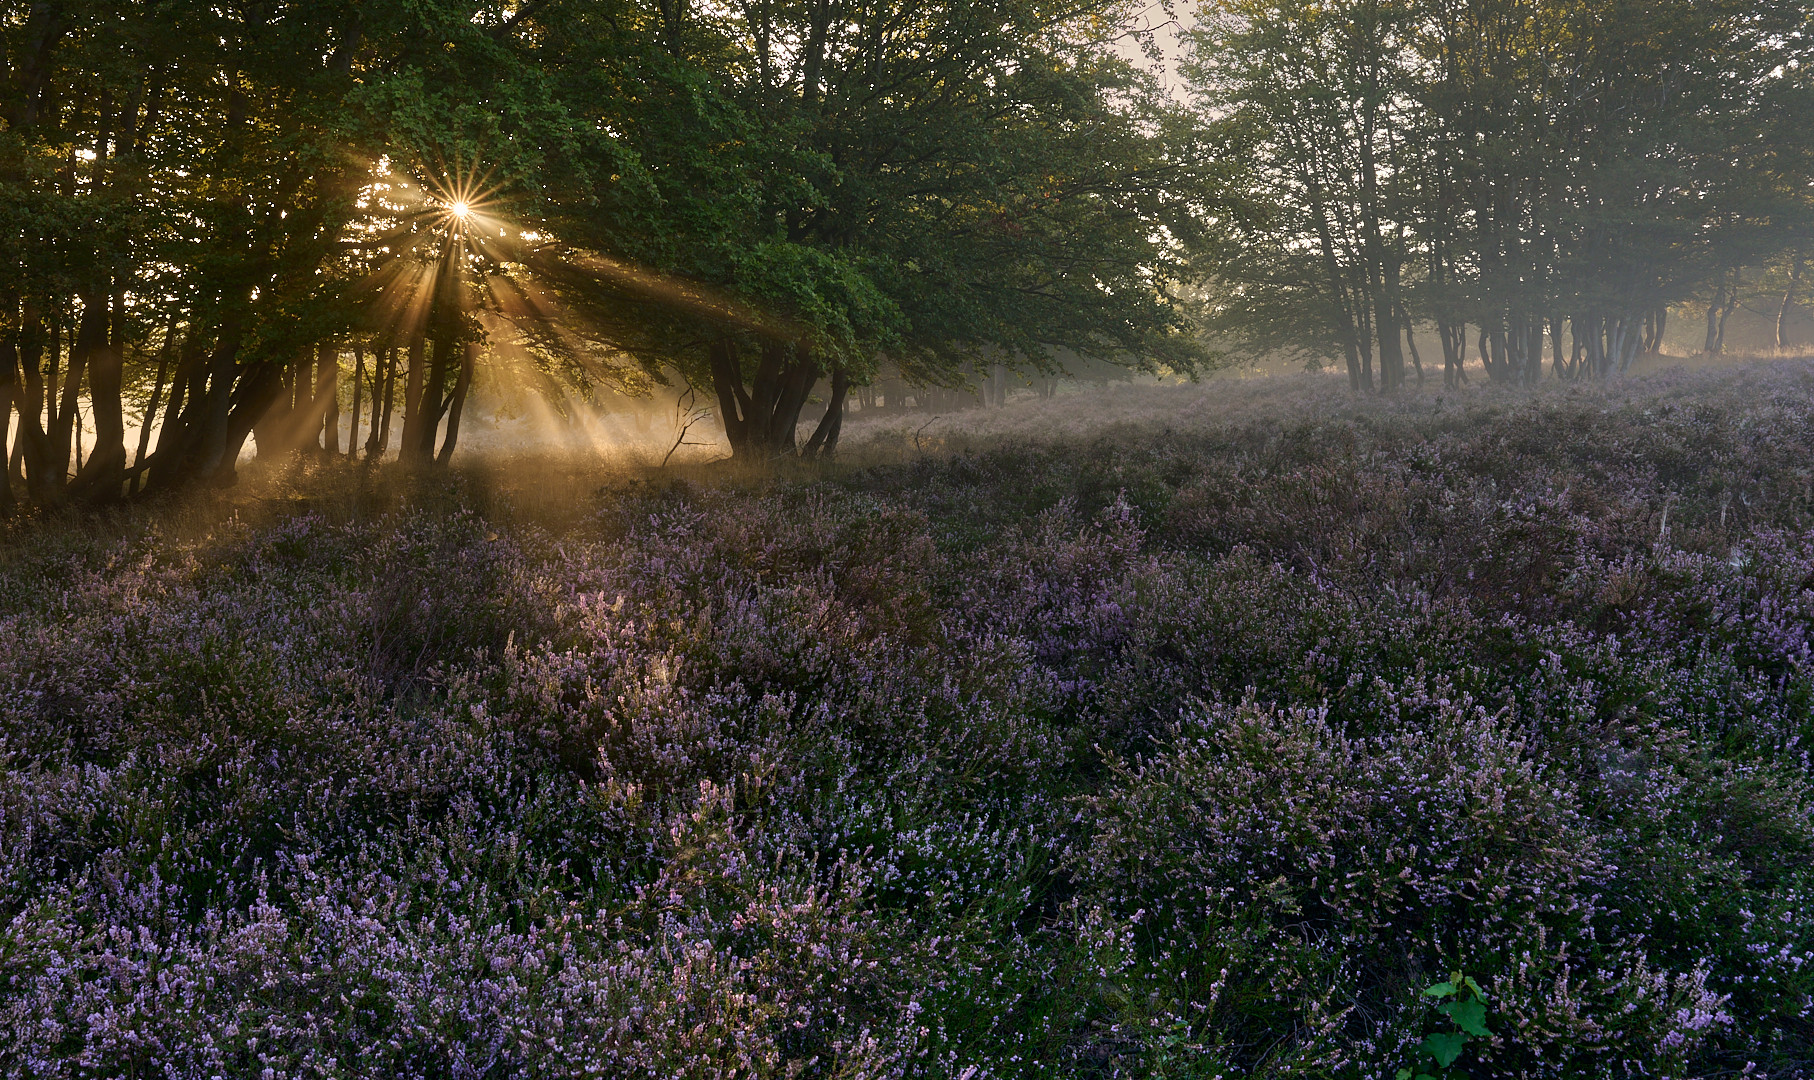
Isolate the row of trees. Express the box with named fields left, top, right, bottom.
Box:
left=0, top=1, right=513, bottom=509
left=1185, top=0, right=1814, bottom=390
left=3, top=0, right=1811, bottom=508
left=0, top=0, right=1199, bottom=508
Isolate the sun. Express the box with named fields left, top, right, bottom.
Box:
left=450, top=201, right=471, bottom=219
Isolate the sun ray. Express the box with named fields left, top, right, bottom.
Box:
left=345, top=151, right=812, bottom=439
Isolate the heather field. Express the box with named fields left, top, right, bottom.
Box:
left=6, top=364, right=1814, bottom=1079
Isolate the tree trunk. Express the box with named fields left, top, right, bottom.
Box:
left=129, top=322, right=176, bottom=494
left=349, top=345, right=364, bottom=459
left=1372, top=260, right=1406, bottom=393
left=399, top=325, right=428, bottom=461
left=1608, top=313, right=1642, bottom=374
left=267, top=346, right=338, bottom=458
left=140, top=319, right=242, bottom=490
left=802, top=365, right=848, bottom=459
left=1436, top=320, right=1462, bottom=387
left=1715, top=288, right=1737, bottom=355
left=143, top=330, right=204, bottom=490
left=1373, top=292, right=1403, bottom=393
left=709, top=338, right=750, bottom=450
left=711, top=337, right=818, bottom=459
left=1549, top=314, right=1567, bottom=379
left=1397, top=304, right=1423, bottom=387
left=1707, top=273, right=1739, bottom=356
left=13, top=305, right=52, bottom=502
left=771, top=345, right=815, bottom=451
left=370, top=346, right=396, bottom=459
left=1642, top=307, right=1667, bottom=354
left=1308, top=194, right=1363, bottom=392
left=195, top=322, right=244, bottom=481
left=253, top=358, right=293, bottom=458
left=1585, top=312, right=1611, bottom=377
left=70, top=289, right=125, bottom=501
left=416, top=331, right=455, bottom=461
left=320, top=345, right=340, bottom=454
left=436, top=340, right=476, bottom=464
left=1779, top=255, right=1803, bottom=351
left=1484, top=322, right=1513, bottom=382
left=217, top=359, right=284, bottom=481
left=0, top=327, right=16, bottom=516
left=49, top=308, right=93, bottom=483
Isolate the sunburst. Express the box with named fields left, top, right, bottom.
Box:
left=350, top=148, right=806, bottom=422
left=420, top=153, right=508, bottom=236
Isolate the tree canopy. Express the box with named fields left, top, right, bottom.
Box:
left=0, top=0, right=1200, bottom=501
left=1, top=0, right=1810, bottom=505
left=1183, top=0, right=1814, bottom=389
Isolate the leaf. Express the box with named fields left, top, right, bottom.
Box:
left=1420, top=1032, right=1469, bottom=1068
left=1422, top=980, right=1457, bottom=998
left=1462, top=975, right=1487, bottom=999
left=1443, top=997, right=1491, bottom=1037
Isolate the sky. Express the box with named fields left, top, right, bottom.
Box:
left=1108, top=0, right=1197, bottom=100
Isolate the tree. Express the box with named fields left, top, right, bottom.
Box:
left=1183, top=0, right=1422, bottom=391
left=1183, top=0, right=1814, bottom=387
left=525, top=0, right=1204, bottom=460
left=2, top=0, right=1200, bottom=500
left=0, top=1, right=602, bottom=503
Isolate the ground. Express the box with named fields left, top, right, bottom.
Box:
left=3, top=362, right=1813, bottom=1078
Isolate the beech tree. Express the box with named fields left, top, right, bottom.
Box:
left=527, top=0, right=1203, bottom=459
left=0, top=1, right=624, bottom=502
left=0, top=0, right=1199, bottom=501
left=1183, top=0, right=1421, bottom=391
left=1185, top=0, right=1814, bottom=387
left=3, top=1, right=379, bottom=499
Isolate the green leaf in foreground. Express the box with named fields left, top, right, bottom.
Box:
left=1441, top=997, right=1491, bottom=1038
left=1420, top=1031, right=1469, bottom=1068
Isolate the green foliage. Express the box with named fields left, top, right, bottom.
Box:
left=1400, top=971, right=1492, bottom=1077
left=534, top=0, right=1206, bottom=389
left=2, top=0, right=1207, bottom=498
left=1184, top=0, right=1814, bottom=380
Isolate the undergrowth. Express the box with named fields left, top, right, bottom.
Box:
left=3, top=364, right=1813, bottom=1078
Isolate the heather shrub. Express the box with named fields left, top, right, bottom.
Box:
left=4, top=365, right=1814, bottom=1077
left=1074, top=681, right=1741, bottom=1074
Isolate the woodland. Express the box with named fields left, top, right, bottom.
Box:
left=4, top=2, right=1814, bottom=1078
left=1, top=0, right=1811, bottom=500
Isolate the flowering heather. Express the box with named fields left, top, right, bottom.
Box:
left=4, top=363, right=1814, bottom=1078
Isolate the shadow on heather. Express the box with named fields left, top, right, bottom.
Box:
left=2, top=363, right=1812, bottom=1077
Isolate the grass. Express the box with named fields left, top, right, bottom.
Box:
left=3, top=361, right=1814, bottom=1078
